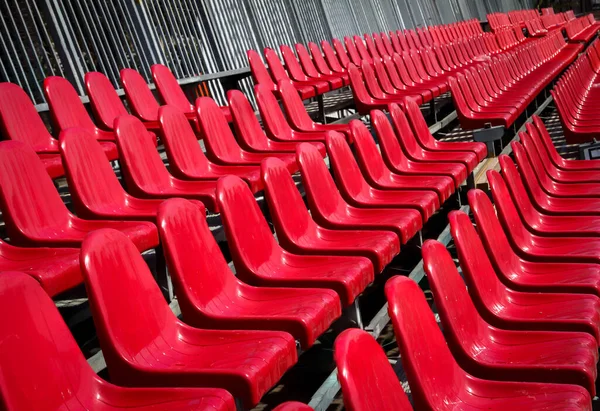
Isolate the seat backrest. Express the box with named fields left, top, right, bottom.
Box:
left=0, top=141, right=70, bottom=240
left=295, top=43, right=321, bottom=77
left=344, top=36, right=363, bottom=66
left=158, top=198, right=236, bottom=316
left=325, top=131, right=369, bottom=198
left=43, top=76, right=97, bottom=133
left=334, top=328, right=413, bottom=411
left=519, top=131, right=554, bottom=181
left=228, top=90, right=270, bottom=150
left=0, top=82, right=59, bottom=153
left=371, top=108, right=410, bottom=170
left=309, top=42, right=335, bottom=74
left=422, top=236, right=489, bottom=353
left=389, top=103, right=421, bottom=154
left=347, top=64, right=376, bottom=109
left=466, top=186, right=523, bottom=276
left=264, top=48, right=292, bottom=83
left=217, top=175, right=281, bottom=274
left=330, top=38, right=352, bottom=69
left=0, top=273, right=99, bottom=410
left=59, top=128, right=128, bottom=216
left=350, top=119, right=388, bottom=182
left=385, top=275, right=465, bottom=410
left=85, top=72, right=129, bottom=130
left=531, top=115, right=563, bottom=164
left=254, top=84, right=295, bottom=140
left=247, top=49, right=276, bottom=89
left=158, top=106, right=211, bottom=178
left=113, top=115, right=172, bottom=192
left=120, top=68, right=161, bottom=121
left=297, top=141, right=345, bottom=219
left=261, top=157, right=316, bottom=245
left=360, top=61, right=386, bottom=99
left=81, top=229, right=177, bottom=370
left=511, top=139, right=550, bottom=201
left=151, top=64, right=193, bottom=113
left=278, top=80, right=315, bottom=128
left=485, top=168, right=531, bottom=246
left=196, top=97, right=244, bottom=161
left=280, top=44, right=309, bottom=80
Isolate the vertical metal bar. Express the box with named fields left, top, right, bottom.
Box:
left=16, top=0, right=50, bottom=79
left=40, top=0, right=86, bottom=95
left=30, top=0, right=62, bottom=76
left=0, top=4, right=36, bottom=95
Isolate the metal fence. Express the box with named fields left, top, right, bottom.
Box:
left=1, top=0, right=530, bottom=106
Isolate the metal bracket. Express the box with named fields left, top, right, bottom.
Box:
left=473, top=123, right=505, bottom=157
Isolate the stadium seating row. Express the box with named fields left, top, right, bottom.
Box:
left=0, top=5, right=596, bottom=410
left=449, top=31, right=582, bottom=130
left=564, top=14, right=600, bottom=43
left=334, top=115, right=600, bottom=410
left=553, top=40, right=600, bottom=143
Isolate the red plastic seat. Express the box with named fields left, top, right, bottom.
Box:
left=426, top=238, right=597, bottom=394
left=158, top=106, right=262, bottom=192
left=404, top=98, right=487, bottom=162
left=0, top=241, right=80, bottom=297
left=511, top=140, right=600, bottom=214
left=346, top=63, right=410, bottom=115
left=468, top=189, right=600, bottom=343
left=43, top=76, right=117, bottom=143
left=532, top=115, right=600, bottom=171
left=196, top=97, right=299, bottom=173
left=255, top=84, right=330, bottom=144
left=491, top=162, right=600, bottom=237
left=217, top=175, right=373, bottom=307
left=81, top=229, right=297, bottom=408
left=277, top=80, right=352, bottom=140
left=273, top=402, right=314, bottom=411
left=248, top=49, right=277, bottom=92
left=157, top=198, right=341, bottom=349
left=351, top=118, right=454, bottom=204
left=333, top=329, right=413, bottom=411
left=227, top=89, right=326, bottom=156
left=483, top=180, right=600, bottom=265
left=517, top=132, right=600, bottom=195
left=297, top=43, right=348, bottom=85
left=322, top=39, right=351, bottom=71
left=371, top=109, right=468, bottom=188
left=59, top=127, right=176, bottom=221
left=386, top=275, right=592, bottom=410
left=326, top=131, right=438, bottom=225
left=264, top=48, right=322, bottom=98
left=297, top=142, right=421, bottom=243
left=262, top=157, right=399, bottom=273
left=281, top=44, right=341, bottom=90
left=0, top=141, right=158, bottom=251
left=113, top=115, right=219, bottom=211
left=520, top=130, right=600, bottom=184
left=389, top=104, right=476, bottom=173
left=120, top=68, right=167, bottom=126
left=0, top=273, right=236, bottom=411
left=454, top=204, right=600, bottom=299
left=0, top=82, right=116, bottom=178
left=151, top=63, right=232, bottom=122
left=85, top=72, right=159, bottom=131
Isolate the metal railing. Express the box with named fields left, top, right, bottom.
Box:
left=0, top=0, right=523, bottom=107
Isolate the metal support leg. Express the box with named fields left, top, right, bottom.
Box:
left=154, top=245, right=174, bottom=302
left=349, top=298, right=364, bottom=329
left=467, top=172, right=475, bottom=190
left=430, top=99, right=437, bottom=122
left=317, top=95, right=326, bottom=123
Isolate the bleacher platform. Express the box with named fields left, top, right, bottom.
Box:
left=1, top=2, right=600, bottom=411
